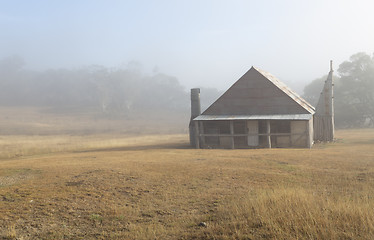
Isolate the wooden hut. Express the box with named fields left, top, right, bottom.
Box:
left=189, top=66, right=316, bottom=149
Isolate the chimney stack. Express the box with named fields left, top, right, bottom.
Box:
left=190, top=88, right=201, bottom=120
left=189, top=88, right=201, bottom=147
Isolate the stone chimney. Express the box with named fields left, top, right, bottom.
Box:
left=189, top=88, right=201, bottom=147
left=190, top=88, right=201, bottom=120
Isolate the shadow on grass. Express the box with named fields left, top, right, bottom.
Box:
left=76, top=142, right=192, bottom=153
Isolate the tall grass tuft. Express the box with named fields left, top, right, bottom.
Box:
left=209, top=187, right=374, bottom=239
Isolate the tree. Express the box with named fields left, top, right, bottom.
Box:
left=0, top=55, right=25, bottom=73
left=303, top=52, right=374, bottom=128
left=199, top=87, right=223, bottom=112
left=0, top=55, right=28, bottom=105
left=303, top=75, right=329, bottom=107
left=337, top=52, right=374, bottom=127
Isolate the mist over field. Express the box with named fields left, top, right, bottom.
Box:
left=1, top=1, right=374, bottom=133
left=0, top=51, right=373, bottom=135
left=0, top=55, right=226, bottom=135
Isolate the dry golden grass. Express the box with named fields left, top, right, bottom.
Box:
left=0, top=129, right=374, bottom=239
left=0, top=134, right=187, bottom=159
left=0, top=106, right=188, bottom=135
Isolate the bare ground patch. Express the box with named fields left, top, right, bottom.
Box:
left=0, top=168, right=40, bottom=187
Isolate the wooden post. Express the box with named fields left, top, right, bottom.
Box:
left=230, top=121, right=235, bottom=149
left=194, top=121, right=200, bottom=149
left=306, top=119, right=312, bottom=148
left=266, top=120, right=271, bottom=148
left=199, top=121, right=205, bottom=148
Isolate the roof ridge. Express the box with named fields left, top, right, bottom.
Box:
left=252, top=67, right=315, bottom=114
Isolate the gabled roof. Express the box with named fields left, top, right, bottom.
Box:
left=254, top=67, right=315, bottom=114
left=201, top=67, right=315, bottom=116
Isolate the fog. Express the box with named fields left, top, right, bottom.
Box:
left=1, top=1, right=374, bottom=133
left=2, top=1, right=374, bottom=93
left=0, top=55, right=224, bottom=135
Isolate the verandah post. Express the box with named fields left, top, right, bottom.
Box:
left=194, top=121, right=200, bottom=149
left=230, top=121, right=235, bottom=149
left=266, top=120, right=271, bottom=148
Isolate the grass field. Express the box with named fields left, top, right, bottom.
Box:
left=1, top=129, right=374, bottom=239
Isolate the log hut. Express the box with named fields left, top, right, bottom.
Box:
left=189, top=64, right=334, bottom=149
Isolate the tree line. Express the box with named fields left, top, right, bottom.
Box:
left=0, top=55, right=221, bottom=118
left=303, top=52, right=374, bottom=128
left=1, top=52, right=372, bottom=128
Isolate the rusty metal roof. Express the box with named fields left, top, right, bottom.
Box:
left=253, top=67, right=315, bottom=114
left=194, top=114, right=313, bottom=121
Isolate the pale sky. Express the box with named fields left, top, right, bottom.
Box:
left=1, top=0, right=374, bottom=93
